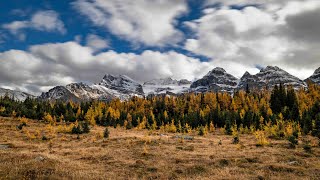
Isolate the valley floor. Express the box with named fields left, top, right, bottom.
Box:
left=0, top=117, right=320, bottom=180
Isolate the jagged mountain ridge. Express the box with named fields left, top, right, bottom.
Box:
left=39, top=83, right=112, bottom=102
left=0, top=88, right=35, bottom=101
left=91, top=74, right=144, bottom=101
left=39, top=75, right=144, bottom=101
left=190, top=67, right=239, bottom=93
left=237, top=66, right=307, bottom=90
left=5, top=65, right=320, bottom=102
left=306, top=67, right=320, bottom=84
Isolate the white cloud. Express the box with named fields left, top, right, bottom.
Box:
left=2, top=21, right=28, bottom=34
left=72, top=0, right=187, bottom=46
left=0, top=41, right=214, bottom=95
left=30, top=11, right=66, bottom=33
left=184, top=0, right=320, bottom=79
left=2, top=10, right=66, bottom=40
left=1, top=0, right=320, bottom=94
left=85, top=34, right=109, bottom=51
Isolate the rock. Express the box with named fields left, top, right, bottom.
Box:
left=288, top=161, right=299, bottom=166
left=0, top=144, right=10, bottom=149
left=35, top=156, right=45, bottom=162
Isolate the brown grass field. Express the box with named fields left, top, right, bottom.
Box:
left=0, top=117, right=320, bottom=180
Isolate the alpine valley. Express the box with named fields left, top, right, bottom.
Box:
left=1, top=66, right=319, bottom=102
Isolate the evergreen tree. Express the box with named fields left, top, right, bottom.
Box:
left=104, top=127, right=110, bottom=138
left=312, top=113, right=320, bottom=138
left=303, top=112, right=312, bottom=135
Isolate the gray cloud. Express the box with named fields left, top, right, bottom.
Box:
left=183, top=0, right=320, bottom=79
left=284, top=8, right=320, bottom=43
left=85, top=34, right=109, bottom=51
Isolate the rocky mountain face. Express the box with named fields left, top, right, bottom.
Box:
left=306, top=67, right=320, bottom=84
left=9, top=65, right=319, bottom=102
left=238, top=66, right=306, bottom=90
left=237, top=71, right=259, bottom=90
left=91, top=74, right=144, bottom=100
left=190, top=67, right=239, bottom=93
left=40, top=74, right=144, bottom=102
left=39, top=86, right=81, bottom=102
left=143, top=77, right=191, bottom=95
left=0, top=88, right=35, bottom=101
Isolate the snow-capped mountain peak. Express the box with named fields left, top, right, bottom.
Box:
left=238, top=66, right=306, bottom=90
left=143, top=77, right=191, bottom=95
left=191, top=67, right=238, bottom=93
left=306, top=67, right=320, bottom=84
left=0, top=88, right=35, bottom=101
left=205, top=67, right=227, bottom=76
left=99, top=74, right=144, bottom=95
left=37, top=66, right=317, bottom=102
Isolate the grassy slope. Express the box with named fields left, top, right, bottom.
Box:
left=0, top=117, right=320, bottom=180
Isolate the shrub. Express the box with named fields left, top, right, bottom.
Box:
left=17, top=117, right=28, bottom=130
left=198, top=126, right=207, bottom=136
left=209, top=121, right=215, bottom=133
left=72, top=124, right=82, bottom=134
left=71, top=121, right=90, bottom=134
left=288, top=135, right=298, bottom=148
left=16, top=124, right=25, bottom=130
left=104, top=127, right=110, bottom=138
left=25, top=130, right=36, bottom=140
left=166, top=120, right=177, bottom=133
left=232, top=136, right=239, bottom=144
left=42, top=135, right=49, bottom=141
left=255, top=130, right=269, bottom=147
left=19, top=117, right=28, bottom=126
left=303, top=141, right=312, bottom=153
left=56, top=124, right=74, bottom=133
left=184, top=123, right=192, bottom=134
left=126, top=120, right=133, bottom=130
left=303, top=144, right=312, bottom=153
left=82, top=121, right=90, bottom=133
left=231, top=124, right=239, bottom=144
left=43, top=113, right=55, bottom=125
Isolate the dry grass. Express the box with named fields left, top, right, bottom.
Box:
left=0, top=116, right=320, bottom=180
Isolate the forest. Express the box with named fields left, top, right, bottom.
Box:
left=1, top=83, right=320, bottom=144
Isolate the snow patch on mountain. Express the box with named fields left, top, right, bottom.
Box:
left=238, top=66, right=306, bottom=90
left=0, top=88, right=35, bottom=101
left=306, top=67, right=320, bottom=84
left=143, top=77, right=191, bottom=95
left=190, top=67, right=239, bottom=93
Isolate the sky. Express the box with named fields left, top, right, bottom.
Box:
left=0, top=0, right=320, bottom=95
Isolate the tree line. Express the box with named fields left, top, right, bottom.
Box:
left=0, top=83, right=320, bottom=139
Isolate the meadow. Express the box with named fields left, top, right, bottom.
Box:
left=0, top=116, right=319, bottom=180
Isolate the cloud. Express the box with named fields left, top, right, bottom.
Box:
left=1, top=0, right=320, bottom=95
left=2, top=21, right=28, bottom=34
left=72, top=0, right=187, bottom=46
left=2, top=10, right=66, bottom=40
left=85, top=34, right=109, bottom=51
left=30, top=11, right=66, bottom=33
left=0, top=41, right=214, bottom=95
left=183, top=0, right=320, bottom=79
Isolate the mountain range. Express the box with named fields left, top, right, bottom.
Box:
left=1, top=66, right=320, bottom=101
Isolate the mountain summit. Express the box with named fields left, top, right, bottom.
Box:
left=238, top=66, right=306, bottom=90
left=306, top=67, right=320, bottom=84
left=14, top=66, right=320, bottom=102
left=190, top=67, right=239, bottom=93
